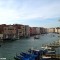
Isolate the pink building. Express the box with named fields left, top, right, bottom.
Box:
left=30, top=27, right=40, bottom=35
left=0, top=24, right=6, bottom=41
left=3, top=25, right=16, bottom=40
left=13, top=24, right=25, bottom=38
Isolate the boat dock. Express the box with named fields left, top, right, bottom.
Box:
left=43, top=40, right=60, bottom=48
left=48, top=45, right=60, bottom=48
left=45, top=54, right=60, bottom=59
left=41, top=40, right=60, bottom=60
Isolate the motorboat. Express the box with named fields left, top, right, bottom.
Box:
left=0, top=45, right=1, bottom=47
left=41, top=46, right=52, bottom=50
left=34, top=36, right=39, bottom=39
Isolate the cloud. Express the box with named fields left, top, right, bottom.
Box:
left=0, top=0, right=60, bottom=22
left=16, top=2, right=60, bottom=20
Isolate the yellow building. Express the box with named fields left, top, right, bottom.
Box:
left=48, top=28, right=55, bottom=33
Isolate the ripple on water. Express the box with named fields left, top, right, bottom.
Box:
left=0, top=33, right=60, bottom=60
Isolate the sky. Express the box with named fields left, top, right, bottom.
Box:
left=0, top=0, right=60, bottom=28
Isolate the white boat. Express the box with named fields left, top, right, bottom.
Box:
left=47, top=51, right=55, bottom=53
left=41, top=46, right=52, bottom=50
left=30, top=47, right=40, bottom=51
left=34, top=35, right=39, bottom=39
left=42, top=56, right=51, bottom=58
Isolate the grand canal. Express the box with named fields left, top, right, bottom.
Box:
left=0, top=33, right=60, bottom=60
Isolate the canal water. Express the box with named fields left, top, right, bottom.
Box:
left=0, top=33, right=60, bottom=60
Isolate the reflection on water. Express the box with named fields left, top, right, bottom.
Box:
left=0, top=33, right=60, bottom=60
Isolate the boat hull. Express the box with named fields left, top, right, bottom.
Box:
left=14, top=56, right=21, bottom=60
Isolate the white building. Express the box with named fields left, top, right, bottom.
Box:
left=55, top=27, right=60, bottom=34
left=36, top=27, right=40, bottom=34
left=55, top=28, right=58, bottom=33
left=58, top=29, right=60, bottom=34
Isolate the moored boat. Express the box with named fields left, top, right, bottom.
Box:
left=14, top=48, right=60, bottom=60
left=34, top=36, right=40, bottom=39
left=3, top=38, right=17, bottom=41
left=14, top=52, right=37, bottom=60
left=0, top=45, right=1, bottom=47
left=41, top=45, right=52, bottom=50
